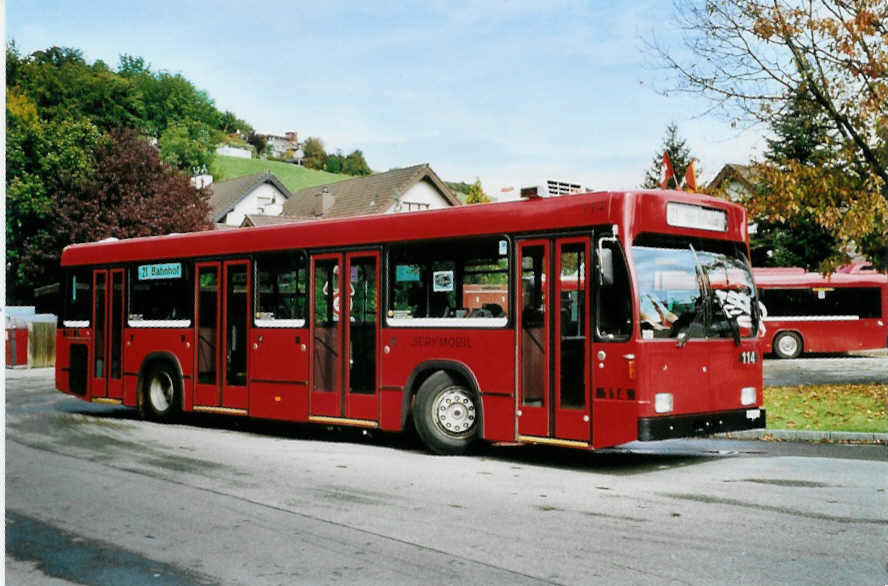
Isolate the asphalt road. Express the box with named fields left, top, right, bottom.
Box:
left=763, top=351, right=888, bottom=386
left=6, top=369, right=888, bottom=585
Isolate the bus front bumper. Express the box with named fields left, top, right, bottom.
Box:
left=637, top=408, right=766, bottom=441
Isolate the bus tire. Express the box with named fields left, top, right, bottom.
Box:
left=773, top=331, right=802, bottom=359
left=413, top=371, right=479, bottom=455
left=144, top=362, right=181, bottom=421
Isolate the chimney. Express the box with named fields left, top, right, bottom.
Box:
left=314, top=187, right=334, bottom=217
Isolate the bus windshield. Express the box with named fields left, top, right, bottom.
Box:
left=633, top=240, right=758, bottom=340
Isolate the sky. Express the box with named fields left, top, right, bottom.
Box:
left=8, top=1, right=767, bottom=199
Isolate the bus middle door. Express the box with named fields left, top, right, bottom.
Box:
left=517, top=237, right=591, bottom=444
left=194, top=260, right=250, bottom=412
left=309, top=252, right=380, bottom=426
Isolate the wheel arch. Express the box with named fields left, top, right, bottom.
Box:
left=137, top=351, right=186, bottom=413
left=400, top=360, right=484, bottom=436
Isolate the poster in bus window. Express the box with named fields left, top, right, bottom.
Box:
left=396, top=265, right=420, bottom=282
left=433, top=270, right=454, bottom=292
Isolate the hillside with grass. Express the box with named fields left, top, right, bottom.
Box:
left=212, top=155, right=349, bottom=193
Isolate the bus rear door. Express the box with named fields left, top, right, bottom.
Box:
left=90, top=268, right=125, bottom=402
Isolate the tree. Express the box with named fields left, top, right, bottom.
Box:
left=246, top=132, right=266, bottom=157
left=342, top=149, right=371, bottom=176
left=748, top=90, right=838, bottom=269
left=650, top=0, right=888, bottom=269
left=465, top=178, right=492, bottom=204
left=5, top=43, right=251, bottom=303
left=302, top=136, right=327, bottom=170
left=6, top=90, right=101, bottom=303
left=642, top=123, right=695, bottom=189
left=159, top=120, right=220, bottom=173
left=12, top=45, right=142, bottom=131
left=444, top=181, right=472, bottom=201
left=19, top=128, right=212, bottom=300
left=219, top=110, right=253, bottom=136
left=325, top=150, right=344, bottom=173
left=8, top=45, right=233, bottom=139
left=750, top=219, right=836, bottom=269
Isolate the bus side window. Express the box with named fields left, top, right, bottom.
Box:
left=255, top=251, right=306, bottom=326
left=130, top=262, right=194, bottom=325
left=596, top=237, right=632, bottom=340
left=387, top=237, right=509, bottom=326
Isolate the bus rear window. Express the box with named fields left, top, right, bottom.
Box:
left=388, top=237, right=510, bottom=327
left=130, top=262, right=193, bottom=326
left=64, top=269, right=92, bottom=326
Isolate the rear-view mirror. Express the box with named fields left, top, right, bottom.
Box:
left=598, top=246, right=614, bottom=287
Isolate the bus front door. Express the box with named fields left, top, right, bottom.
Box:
left=310, top=252, right=380, bottom=424
left=194, top=260, right=250, bottom=412
left=517, top=238, right=591, bottom=443
left=90, top=268, right=125, bottom=401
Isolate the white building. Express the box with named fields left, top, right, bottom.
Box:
left=207, top=171, right=295, bottom=228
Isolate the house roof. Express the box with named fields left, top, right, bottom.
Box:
left=281, top=163, right=460, bottom=219
left=706, top=163, right=760, bottom=192
left=240, top=214, right=307, bottom=228
left=207, top=171, right=294, bottom=223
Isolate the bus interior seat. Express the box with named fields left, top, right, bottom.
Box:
left=482, top=303, right=504, bottom=317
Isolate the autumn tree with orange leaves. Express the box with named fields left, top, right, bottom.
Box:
left=650, top=0, right=888, bottom=270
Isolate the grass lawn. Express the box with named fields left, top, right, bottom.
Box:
left=764, top=384, right=888, bottom=433
left=212, top=155, right=349, bottom=193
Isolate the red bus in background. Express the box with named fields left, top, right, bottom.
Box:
left=753, top=266, right=888, bottom=358
left=54, top=188, right=764, bottom=454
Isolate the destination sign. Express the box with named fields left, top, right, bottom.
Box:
left=138, top=263, right=182, bottom=280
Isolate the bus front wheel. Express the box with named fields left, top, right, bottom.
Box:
left=773, top=331, right=802, bottom=359
left=414, top=371, right=479, bottom=455
left=144, top=363, right=181, bottom=421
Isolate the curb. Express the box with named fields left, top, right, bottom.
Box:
left=716, top=429, right=888, bottom=444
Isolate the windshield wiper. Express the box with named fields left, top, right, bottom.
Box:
left=722, top=301, right=742, bottom=346
left=677, top=244, right=711, bottom=348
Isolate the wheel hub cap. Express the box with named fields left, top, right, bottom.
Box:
left=150, top=372, right=174, bottom=412
left=778, top=336, right=798, bottom=355
left=433, top=388, right=476, bottom=435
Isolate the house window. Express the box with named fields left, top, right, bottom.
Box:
left=404, top=201, right=430, bottom=212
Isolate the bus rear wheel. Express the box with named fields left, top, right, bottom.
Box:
left=414, top=371, right=479, bottom=455
left=144, top=363, right=181, bottom=421
left=773, top=331, right=802, bottom=359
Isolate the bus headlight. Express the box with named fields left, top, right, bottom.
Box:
left=741, top=386, right=757, bottom=406
left=654, top=393, right=674, bottom=413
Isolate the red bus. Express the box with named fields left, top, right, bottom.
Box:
left=753, top=266, right=888, bottom=358
left=54, top=189, right=765, bottom=454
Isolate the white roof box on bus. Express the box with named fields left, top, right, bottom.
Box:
left=520, top=180, right=585, bottom=199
